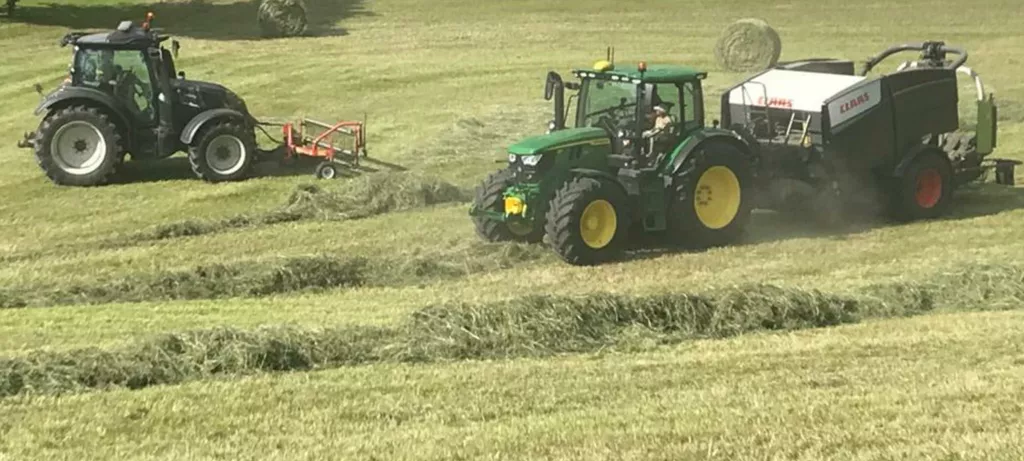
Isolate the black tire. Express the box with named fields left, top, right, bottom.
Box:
left=471, top=168, right=545, bottom=243
left=315, top=161, right=338, bottom=179
left=33, top=105, right=124, bottom=186
left=544, top=176, right=631, bottom=266
left=187, top=121, right=256, bottom=182
left=668, top=141, right=754, bottom=249
left=889, top=150, right=953, bottom=221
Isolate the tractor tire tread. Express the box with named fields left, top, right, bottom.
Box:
left=544, top=176, right=629, bottom=266
left=33, top=105, right=124, bottom=187
left=668, top=140, right=754, bottom=249
left=187, top=120, right=257, bottom=183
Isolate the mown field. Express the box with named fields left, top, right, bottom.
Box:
left=2, top=0, right=1024, bottom=459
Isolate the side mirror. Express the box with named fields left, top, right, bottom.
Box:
left=178, top=71, right=185, bottom=79
left=172, top=40, right=180, bottom=59
left=544, top=71, right=564, bottom=101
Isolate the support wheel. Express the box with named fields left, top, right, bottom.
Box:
left=471, top=168, right=545, bottom=243
left=544, top=176, right=631, bottom=266
left=890, top=150, right=953, bottom=221
left=188, top=121, right=256, bottom=182
left=668, top=141, right=753, bottom=248
left=315, top=161, right=339, bottom=179
left=33, top=105, right=123, bottom=186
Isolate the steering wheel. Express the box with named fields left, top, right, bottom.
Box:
left=117, top=69, right=147, bottom=98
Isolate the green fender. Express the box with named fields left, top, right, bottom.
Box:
left=569, top=168, right=630, bottom=194
left=665, top=129, right=754, bottom=176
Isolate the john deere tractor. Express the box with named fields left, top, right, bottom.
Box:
left=17, top=14, right=266, bottom=186
left=470, top=56, right=758, bottom=265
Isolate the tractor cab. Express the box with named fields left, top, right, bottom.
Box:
left=54, top=13, right=179, bottom=158
left=543, top=57, right=707, bottom=167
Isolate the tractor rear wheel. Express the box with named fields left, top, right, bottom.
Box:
left=471, top=168, right=545, bottom=243
left=890, top=150, right=953, bottom=221
left=188, top=121, right=257, bottom=182
left=33, top=105, right=124, bottom=186
left=668, top=141, right=754, bottom=248
left=544, top=176, right=631, bottom=265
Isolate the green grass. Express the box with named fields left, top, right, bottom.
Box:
left=2, top=0, right=1024, bottom=458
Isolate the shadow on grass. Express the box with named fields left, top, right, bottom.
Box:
left=5, top=0, right=374, bottom=40
left=108, top=152, right=407, bottom=185
left=622, top=181, right=1024, bottom=262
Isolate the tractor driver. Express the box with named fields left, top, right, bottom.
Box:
left=635, top=105, right=674, bottom=163
left=643, top=105, right=672, bottom=139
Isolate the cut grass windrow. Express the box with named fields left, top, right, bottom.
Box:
left=135, top=171, right=471, bottom=242
left=2, top=263, right=1022, bottom=399
left=0, top=242, right=551, bottom=309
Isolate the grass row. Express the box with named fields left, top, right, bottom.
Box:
left=3, top=262, right=1022, bottom=399
left=0, top=241, right=551, bottom=308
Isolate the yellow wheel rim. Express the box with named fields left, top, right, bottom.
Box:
left=694, top=166, right=741, bottom=230
left=579, top=199, right=617, bottom=249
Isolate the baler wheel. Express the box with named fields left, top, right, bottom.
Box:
left=891, top=151, right=953, bottom=221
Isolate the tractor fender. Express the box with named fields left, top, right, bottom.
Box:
left=180, top=108, right=247, bottom=145
left=568, top=168, right=632, bottom=199
left=569, top=168, right=627, bottom=189
left=667, top=129, right=753, bottom=176
left=892, top=143, right=951, bottom=178
left=33, top=86, right=133, bottom=138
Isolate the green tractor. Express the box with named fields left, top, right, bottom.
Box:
left=470, top=56, right=756, bottom=265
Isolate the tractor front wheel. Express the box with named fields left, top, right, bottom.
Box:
left=471, top=168, right=544, bottom=243
left=668, top=141, right=753, bottom=249
left=890, top=150, right=953, bottom=221
left=33, top=105, right=124, bottom=186
left=188, top=121, right=257, bottom=182
left=544, top=176, right=631, bottom=266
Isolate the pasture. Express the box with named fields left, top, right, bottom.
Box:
left=1, top=0, right=1023, bottom=458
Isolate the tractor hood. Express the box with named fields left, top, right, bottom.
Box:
left=173, top=78, right=251, bottom=116
left=508, top=127, right=609, bottom=155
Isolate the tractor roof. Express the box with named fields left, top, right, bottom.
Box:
left=572, top=62, right=707, bottom=83
left=62, top=20, right=167, bottom=49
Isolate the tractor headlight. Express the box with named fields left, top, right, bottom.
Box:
left=521, top=154, right=543, bottom=166
left=508, top=153, right=517, bottom=163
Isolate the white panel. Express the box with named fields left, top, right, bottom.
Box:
left=825, top=79, right=882, bottom=128
left=727, top=69, right=867, bottom=113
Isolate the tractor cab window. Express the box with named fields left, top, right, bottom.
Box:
left=74, top=48, right=156, bottom=124
left=577, top=79, right=638, bottom=130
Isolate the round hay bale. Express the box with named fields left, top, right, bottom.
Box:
left=257, top=0, right=308, bottom=37
left=714, top=18, right=782, bottom=72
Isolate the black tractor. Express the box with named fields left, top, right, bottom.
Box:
left=18, top=14, right=269, bottom=186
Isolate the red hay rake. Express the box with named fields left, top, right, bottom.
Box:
left=281, top=117, right=367, bottom=179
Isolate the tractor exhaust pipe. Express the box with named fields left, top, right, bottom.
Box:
left=544, top=71, right=566, bottom=132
